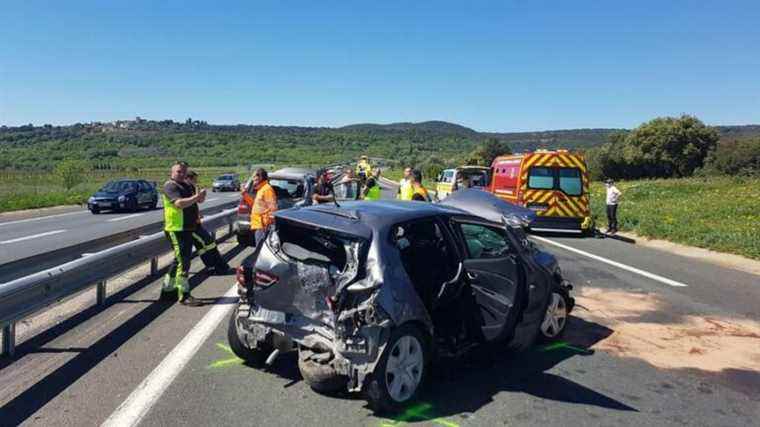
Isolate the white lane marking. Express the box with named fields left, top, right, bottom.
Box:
left=0, top=229, right=67, bottom=244
left=531, top=235, right=689, bottom=287
left=206, top=198, right=218, bottom=202
left=103, top=285, right=238, bottom=427
left=106, top=213, right=144, bottom=222
left=0, top=210, right=87, bottom=227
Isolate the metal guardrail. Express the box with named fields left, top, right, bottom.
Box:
left=0, top=208, right=237, bottom=356
left=0, top=199, right=237, bottom=284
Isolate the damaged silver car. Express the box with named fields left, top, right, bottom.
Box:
left=228, top=192, right=573, bottom=412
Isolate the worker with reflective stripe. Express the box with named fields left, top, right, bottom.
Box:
left=162, top=161, right=205, bottom=306
left=250, top=168, right=277, bottom=246
left=356, top=155, right=373, bottom=181
left=410, top=169, right=431, bottom=202
left=186, top=170, right=230, bottom=275
left=363, top=170, right=382, bottom=201
left=397, top=167, right=414, bottom=200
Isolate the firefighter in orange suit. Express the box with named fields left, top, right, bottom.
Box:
left=250, top=168, right=277, bottom=246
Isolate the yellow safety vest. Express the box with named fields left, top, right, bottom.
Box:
left=398, top=179, right=414, bottom=200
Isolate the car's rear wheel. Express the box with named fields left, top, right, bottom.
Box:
left=298, top=349, right=347, bottom=393
left=539, top=288, right=570, bottom=341
left=227, top=306, right=271, bottom=366
left=365, top=324, right=429, bottom=414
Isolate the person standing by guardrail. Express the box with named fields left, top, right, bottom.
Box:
left=186, top=170, right=231, bottom=275
left=397, top=167, right=414, bottom=200
left=162, top=161, right=205, bottom=306
left=250, top=168, right=277, bottom=246
left=605, top=178, right=622, bottom=235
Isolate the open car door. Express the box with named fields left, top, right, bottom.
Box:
left=450, top=217, right=523, bottom=342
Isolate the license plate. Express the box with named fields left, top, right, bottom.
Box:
left=528, top=204, right=547, bottom=211
left=99, top=202, right=112, bottom=207
left=250, top=306, right=286, bottom=324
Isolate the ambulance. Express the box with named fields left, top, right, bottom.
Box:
left=489, top=149, right=593, bottom=233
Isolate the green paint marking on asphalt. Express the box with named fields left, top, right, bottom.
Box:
left=541, top=340, right=592, bottom=354
left=379, top=402, right=460, bottom=427
left=207, top=342, right=243, bottom=369
left=216, top=342, right=235, bottom=355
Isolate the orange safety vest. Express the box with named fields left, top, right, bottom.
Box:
left=250, top=181, right=277, bottom=230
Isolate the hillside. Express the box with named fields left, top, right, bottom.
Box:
left=1, top=119, right=758, bottom=170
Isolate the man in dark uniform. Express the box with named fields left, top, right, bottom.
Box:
left=311, top=170, right=335, bottom=204
left=162, top=161, right=205, bottom=305
left=185, top=170, right=230, bottom=275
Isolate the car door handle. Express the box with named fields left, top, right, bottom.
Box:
left=466, top=272, right=479, bottom=281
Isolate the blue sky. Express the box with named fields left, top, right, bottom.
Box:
left=1, top=1, right=759, bottom=131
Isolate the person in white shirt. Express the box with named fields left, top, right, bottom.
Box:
left=605, top=178, right=622, bottom=234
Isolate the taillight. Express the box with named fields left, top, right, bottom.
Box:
left=254, top=269, right=278, bottom=287
left=237, top=201, right=250, bottom=215
left=235, top=265, right=250, bottom=287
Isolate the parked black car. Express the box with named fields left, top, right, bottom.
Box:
left=87, top=179, right=158, bottom=214
left=228, top=191, right=574, bottom=413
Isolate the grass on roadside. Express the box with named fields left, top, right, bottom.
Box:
left=0, top=167, right=249, bottom=213
left=589, top=176, right=760, bottom=260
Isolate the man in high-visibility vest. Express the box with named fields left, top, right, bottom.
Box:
left=397, top=167, right=414, bottom=200
left=185, top=170, right=230, bottom=275
left=250, top=168, right=277, bottom=246
left=410, top=169, right=431, bottom=202
left=356, top=155, right=373, bottom=181
left=162, top=161, right=205, bottom=305
left=363, top=170, right=382, bottom=201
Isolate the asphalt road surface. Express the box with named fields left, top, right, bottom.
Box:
left=0, top=192, right=240, bottom=267
left=0, top=184, right=758, bottom=426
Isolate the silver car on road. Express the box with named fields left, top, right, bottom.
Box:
left=228, top=191, right=574, bottom=413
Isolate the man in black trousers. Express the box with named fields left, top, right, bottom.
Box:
left=186, top=170, right=231, bottom=275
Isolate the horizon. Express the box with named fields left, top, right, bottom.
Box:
left=2, top=1, right=759, bottom=132
left=3, top=117, right=758, bottom=135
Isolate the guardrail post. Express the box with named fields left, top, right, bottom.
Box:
left=150, top=257, right=158, bottom=276
left=228, top=222, right=233, bottom=236
left=2, top=323, right=15, bottom=357
left=97, top=281, right=107, bottom=305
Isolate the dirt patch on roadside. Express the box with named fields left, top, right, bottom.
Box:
left=570, top=287, right=760, bottom=374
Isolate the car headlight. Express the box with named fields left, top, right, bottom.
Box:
left=88, top=197, right=95, bottom=203
left=118, top=195, right=126, bottom=202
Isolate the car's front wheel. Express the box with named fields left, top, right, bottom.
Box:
left=539, top=288, right=571, bottom=341
left=90, top=207, right=100, bottom=214
left=227, top=306, right=272, bottom=366
left=365, top=324, right=429, bottom=414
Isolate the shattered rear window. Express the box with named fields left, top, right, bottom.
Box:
left=275, top=220, right=363, bottom=272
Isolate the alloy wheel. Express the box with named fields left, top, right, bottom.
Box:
left=384, top=335, right=424, bottom=402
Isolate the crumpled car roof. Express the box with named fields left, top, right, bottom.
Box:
left=274, top=200, right=465, bottom=238
left=439, top=189, right=537, bottom=224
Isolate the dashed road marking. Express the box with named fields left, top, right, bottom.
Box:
left=0, top=229, right=67, bottom=244
left=106, top=213, right=144, bottom=222
left=0, top=210, right=87, bottom=227
left=531, top=235, right=689, bottom=287
left=102, top=285, right=237, bottom=427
